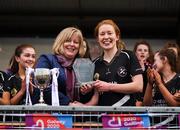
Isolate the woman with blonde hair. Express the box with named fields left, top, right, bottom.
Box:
left=34, top=27, right=85, bottom=105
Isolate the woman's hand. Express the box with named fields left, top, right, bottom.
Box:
left=153, top=70, right=163, bottom=87
left=94, top=80, right=111, bottom=92
left=20, top=78, right=26, bottom=94
left=174, top=90, right=180, bottom=102
left=147, top=68, right=155, bottom=85
left=80, top=83, right=93, bottom=95
left=69, top=101, right=85, bottom=106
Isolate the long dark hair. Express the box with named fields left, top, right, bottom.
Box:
left=82, top=38, right=91, bottom=59
left=8, top=44, right=35, bottom=74
left=163, top=41, right=180, bottom=73
left=159, top=48, right=177, bottom=72
left=163, top=41, right=180, bottom=58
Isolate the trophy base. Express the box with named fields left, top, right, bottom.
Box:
left=34, top=103, right=48, bottom=106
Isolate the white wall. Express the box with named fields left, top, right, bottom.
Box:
left=0, top=37, right=175, bottom=71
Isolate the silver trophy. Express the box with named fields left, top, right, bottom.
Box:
left=26, top=68, right=60, bottom=106
left=34, top=68, right=51, bottom=106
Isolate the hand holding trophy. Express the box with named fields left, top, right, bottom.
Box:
left=25, top=68, right=59, bottom=106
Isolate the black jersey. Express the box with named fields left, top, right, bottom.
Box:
left=0, top=71, right=9, bottom=97
left=135, top=64, right=148, bottom=102
left=94, top=50, right=143, bottom=106
left=153, top=74, right=180, bottom=106
left=7, top=74, right=26, bottom=105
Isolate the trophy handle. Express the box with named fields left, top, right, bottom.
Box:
left=51, top=68, right=60, bottom=106
left=51, top=68, right=59, bottom=77
left=25, top=67, right=34, bottom=105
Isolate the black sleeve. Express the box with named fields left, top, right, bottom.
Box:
left=128, top=50, right=143, bottom=76
left=175, top=74, right=180, bottom=91
left=0, top=71, right=11, bottom=92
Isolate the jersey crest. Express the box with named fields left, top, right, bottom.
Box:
left=117, top=66, right=127, bottom=77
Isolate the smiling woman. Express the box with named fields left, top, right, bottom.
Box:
left=5, top=44, right=36, bottom=105
left=75, top=19, right=144, bottom=107
left=143, top=49, right=180, bottom=106
left=33, top=27, right=85, bottom=106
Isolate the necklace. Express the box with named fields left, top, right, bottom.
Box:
left=163, top=72, right=176, bottom=83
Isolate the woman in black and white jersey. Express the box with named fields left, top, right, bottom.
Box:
left=143, top=49, right=180, bottom=106
left=6, top=44, right=36, bottom=105
left=76, top=19, right=143, bottom=106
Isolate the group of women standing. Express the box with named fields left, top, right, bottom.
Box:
left=0, top=19, right=179, bottom=106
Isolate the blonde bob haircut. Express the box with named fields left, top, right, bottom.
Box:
left=52, top=27, right=85, bottom=57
